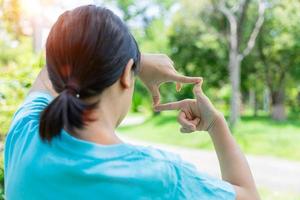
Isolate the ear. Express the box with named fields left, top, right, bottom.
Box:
left=120, top=59, right=134, bottom=89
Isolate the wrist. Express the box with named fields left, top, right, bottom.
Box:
left=207, top=112, right=227, bottom=135
left=139, top=53, right=150, bottom=74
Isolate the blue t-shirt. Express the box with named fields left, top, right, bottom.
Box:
left=4, top=92, right=235, bottom=200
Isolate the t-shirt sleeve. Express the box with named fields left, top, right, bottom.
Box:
left=5, top=91, right=53, bottom=174
left=171, top=159, right=236, bottom=200
left=9, top=91, right=53, bottom=128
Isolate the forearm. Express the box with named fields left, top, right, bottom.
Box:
left=209, top=115, right=260, bottom=199
left=139, top=53, right=147, bottom=73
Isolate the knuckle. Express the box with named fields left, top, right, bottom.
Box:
left=181, top=100, right=188, bottom=105
left=181, top=99, right=192, bottom=106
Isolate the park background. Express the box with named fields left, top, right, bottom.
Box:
left=0, top=0, right=300, bottom=199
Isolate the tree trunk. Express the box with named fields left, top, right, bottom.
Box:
left=218, top=0, right=265, bottom=128
left=254, top=95, right=259, bottom=117
left=229, top=52, right=241, bottom=127
left=271, top=87, right=286, bottom=121
left=249, top=88, right=258, bottom=116
left=263, top=87, right=270, bottom=113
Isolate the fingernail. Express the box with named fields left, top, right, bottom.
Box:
left=176, top=82, right=182, bottom=92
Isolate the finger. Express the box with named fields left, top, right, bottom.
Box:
left=154, top=100, right=185, bottom=112
left=191, top=118, right=200, bottom=126
left=177, top=111, right=196, bottom=130
left=172, top=69, right=182, bottom=92
left=180, top=127, right=193, bottom=134
left=193, top=80, right=204, bottom=102
left=184, top=109, right=193, bottom=119
left=170, top=74, right=202, bottom=84
left=150, top=86, right=160, bottom=106
left=176, top=82, right=182, bottom=92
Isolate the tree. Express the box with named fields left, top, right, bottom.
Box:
left=256, top=0, right=300, bottom=120
left=168, top=1, right=228, bottom=99
left=212, top=0, right=266, bottom=126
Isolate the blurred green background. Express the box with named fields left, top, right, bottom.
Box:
left=0, top=0, right=300, bottom=199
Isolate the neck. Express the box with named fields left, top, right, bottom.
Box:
left=73, top=102, right=123, bottom=145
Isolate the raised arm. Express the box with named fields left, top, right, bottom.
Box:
left=155, top=82, right=260, bottom=200
left=29, top=67, right=58, bottom=97
left=29, top=54, right=200, bottom=101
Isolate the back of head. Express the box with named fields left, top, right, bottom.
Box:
left=40, top=5, right=140, bottom=142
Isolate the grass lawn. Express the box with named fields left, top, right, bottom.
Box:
left=118, top=112, right=300, bottom=161
left=258, top=187, right=300, bottom=200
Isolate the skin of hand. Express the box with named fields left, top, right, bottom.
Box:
left=154, top=80, right=221, bottom=133
left=139, top=53, right=202, bottom=105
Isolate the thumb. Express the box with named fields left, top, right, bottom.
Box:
left=193, top=79, right=204, bottom=102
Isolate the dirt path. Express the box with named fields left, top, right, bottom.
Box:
left=121, top=135, right=300, bottom=195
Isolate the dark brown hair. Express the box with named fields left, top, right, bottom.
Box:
left=39, top=5, right=140, bottom=142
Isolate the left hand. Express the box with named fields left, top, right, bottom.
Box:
left=139, top=53, right=202, bottom=105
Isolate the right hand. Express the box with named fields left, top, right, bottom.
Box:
left=154, top=79, right=222, bottom=133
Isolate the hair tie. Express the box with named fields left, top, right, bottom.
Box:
left=64, top=84, right=80, bottom=98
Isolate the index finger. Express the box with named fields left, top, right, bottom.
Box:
left=170, top=74, right=202, bottom=84
left=154, top=100, right=185, bottom=112
left=149, top=85, right=160, bottom=106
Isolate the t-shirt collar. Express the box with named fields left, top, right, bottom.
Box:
left=52, top=130, right=135, bottom=159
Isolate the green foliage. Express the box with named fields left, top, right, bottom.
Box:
left=257, top=0, right=300, bottom=87
left=240, top=0, right=300, bottom=116
left=132, top=79, right=151, bottom=112
left=0, top=157, right=4, bottom=200
left=139, top=19, right=170, bottom=53
left=167, top=0, right=300, bottom=119
left=168, top=1, right=228, bottom=88
left=0, top=36, right=43, bottom=135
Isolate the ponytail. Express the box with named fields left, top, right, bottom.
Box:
left=39, top=90, right=96, bottom=142
left=41, top=5, right=141, bottom=141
